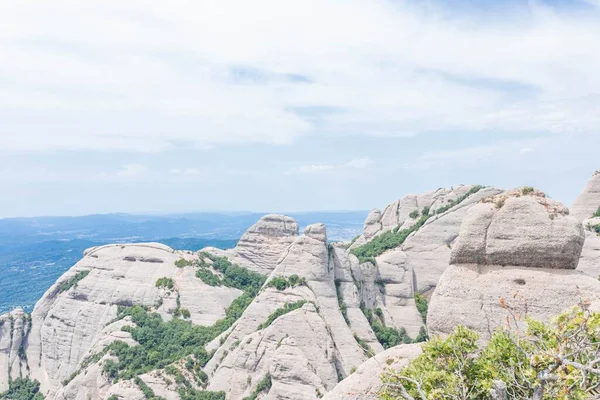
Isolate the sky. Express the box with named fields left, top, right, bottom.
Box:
left=1, top=0, right=600, bottom=217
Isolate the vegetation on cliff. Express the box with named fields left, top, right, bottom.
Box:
left=380, top=305, right=600, bottom=400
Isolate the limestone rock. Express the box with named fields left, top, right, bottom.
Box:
left=578, top=218, right=600, bottom=278
left=451, top=191, right=584, bottom=269
left=572, top=170, right=600, bottom=221
left=428, top=190, right=600, bottom=340
left=321, top=344, right=422, bottom=400
left=0, top=309, right=29, bottom=393
left=209, top=214, right=299, bottom=275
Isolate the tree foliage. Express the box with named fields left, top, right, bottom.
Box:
left=257, top=301, right=307, bottom=330
left=380, top=305, right=600, bottom=400
left=0, top=378, right=44, bottom=400
left=58, top=270, right=90, bottom=292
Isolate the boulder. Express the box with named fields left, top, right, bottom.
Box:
left=321, top=344, right=422, bottom=400
left=428, top=189, right=600, bottom=340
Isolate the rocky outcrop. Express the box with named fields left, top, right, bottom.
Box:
left=207, top=214, right=299, bottom=275
left=19, top=243, right=240, bottom=398
left=428, top=188, right=600, bottom=340
left=321, top=344, right=422, bottom=400
left=0, top=309, right=30, bottom=393
left=572, top=170, right=600, bottom=221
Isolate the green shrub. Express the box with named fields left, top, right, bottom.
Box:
left=258, top=301, right=307, bottom=330
left=414, top=326, right=428, bottom=343
left=360, top=303, right=411, bottom=348
left=266, top=276, right=288, bottom=291
left=101, top=258, right=264, bottom=382
left=178, top=388, right=225, bottom=400
left=435, top=185, right=483, bottom=215
left=409, top=210, right=419, bottom=219
left=107, top=395, right=119, bottom=400
left=134, top=377, right=165, bottom=399
left=594, top=207, right=600, bottom=218
left=380, top=306, right=600, bottom=400
left=591, top=224, right=600, bottom=235
left=155, top=277, right=174, bottom=290
left=195, top=269, right=222, bottom=286
left=353, top=334, right=374, bottom=357
left=335, top=280, right=350, bottom=325
left=414, top=293, right=428, bottom=323
left=265, top=275, right=306, bottom=291
left=59, top=270, right=90, bottom=292
left=521, top=186, right=535, bottom=195
left=175, top=259, right=193, bottom=268
left=242, top=374, right=272, bottom=400
left=0, top=377, right=44, bottom=400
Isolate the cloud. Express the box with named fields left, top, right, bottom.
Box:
left=116, top=164, right=148, bottom=178
left=1, top=1, right=600, bottom=153
left=286, top=157, right=373, bottom=175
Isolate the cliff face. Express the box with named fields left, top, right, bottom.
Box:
left=2, top=177, right=600, bottom=400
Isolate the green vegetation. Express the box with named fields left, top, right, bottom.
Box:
left=591, top=224, right=600, bottom=235
left=265, top=274, right=306, bottom=291
left=521, top=186, right=535, bottom=195
left=352, top=186, right=483, bottom=263
left=360, top=302, right=413, bottom=349
left=107, top=395, right=119, bottom=400
left=409, top=210, right=419, bottom=219
left=257, top=301, right=307, bottom=330
left=155, top=277, right=174, bottom=290
left=135, top=376, right=165, bottom=399
left=59, top=270, right=90, bottom=292
left=242, top=374, right=272, bottom=400
left=594, top=207, right=600, bottom=218
left=198, top=253, right=266, bottom=291
left=175, top=259, right=193, bottom=268
left=195, top=268, right=222, bottom=286
left=0, top=378, right=44, bottom=400
left=351, top=210, right=431, bottom=264
left=101, top=257, right=265, bottom=382
left=414, top=293, right=428, bottom=323
left=380, top=306, right=600, bottom=400
left=414, top=326, right=429, bottom=343
left=334, top=280, right=350, bottom=325
left=353, top=334, right=374, bottom=357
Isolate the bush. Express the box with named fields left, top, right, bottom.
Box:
left=594, top=207, right=600, bottom=218
left=335, top=280, right=350, bottom=325
left=155, top=277, right=174, bottom=290
left=266, top=275, right=306, bottom=291
left=242, top=374, right=272, bottom=400
left=360, top=303, right=411, bottom=348
left=0, top=377, right=44, bottom=400
left=195, top=269, right=222, bottom=286
left=353, top=334, right=374, bottom=357
left=414, top=293, right=428, bottom=323
left=521, top=186, right=535, bottom=195
left=175, top=259, right=193, bottom=268
left=266, top=276, right=288, bottom=291
left=257, top=301, right=307, bottom=330
left=409, top=210, right=419, bottom=219
left=380, top=306, right=600, bottom=400
left=59, top=270, right=90, bottom=292
left=101, top=258, right=264, bottom=382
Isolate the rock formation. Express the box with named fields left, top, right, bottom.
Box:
left=572, top=170, right=600, bottom=221
left=428, top=188, right=600, bottom=340
left=6, top=178, right=600, bottom=400
left=572, top=171, right=600, bottom=279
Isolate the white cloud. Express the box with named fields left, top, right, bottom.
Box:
left=287, top=157, right=373, bottom=175
left=116, top=164, right=148, bottom=178
left=1, top=1, right=600, bottom=153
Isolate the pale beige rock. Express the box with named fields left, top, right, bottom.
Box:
left=210, top=214, right=299, bottom=275
left=429, top=190, right=600, bottom=340
left=451, top=193, right=584, bottom=269
left=428, top=265, right=600, bottom=339
left=321, top=344, right=422, bottom=400
left=572, top=171, right=600, bottom=221
left=0, top=309, right=29, bottom=392
left=578, top=218, right=600, bottom=278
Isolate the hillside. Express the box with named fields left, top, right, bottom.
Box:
left=2, top=174, right=600, bottom=400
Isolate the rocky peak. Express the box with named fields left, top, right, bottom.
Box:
left=572, top=171, right=600, bottom=221
left=303, top=222, right=327, bottom=242
left=428, top=188, right=600, bottom=340
left=451, top=188, right=583, bottom=269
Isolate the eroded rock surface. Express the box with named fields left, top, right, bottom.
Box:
left=428, top=189, right=600, bottom=340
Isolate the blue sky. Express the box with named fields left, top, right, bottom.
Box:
left=1, top=0, right=599, bottom=217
